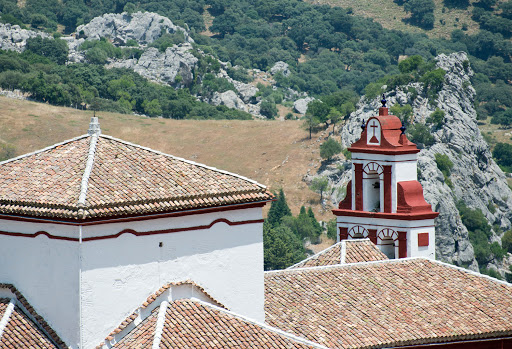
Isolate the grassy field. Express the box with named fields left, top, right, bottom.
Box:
left=307, top=0, right=485, bottom=38
left=0, top=96, right=337, bottom=221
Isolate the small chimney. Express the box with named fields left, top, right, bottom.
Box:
left=88, top=116, right=101, bottom=136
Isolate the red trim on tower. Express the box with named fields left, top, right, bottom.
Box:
left=339, top=227, right=348, bottom=241
left=332, top=209, right=439, bottom=220
left=398, top=231, right=407, bottom=258
left=368, top=229, right=377, bottom=244
left=383, top=165, right=392, bottom=213
left=339, top=180, right=352, bottom=209
left=397, top=181, right=436, bottom=214
left=354, top=164, right=363, bottom=211
left=418, top=232, right=429, bottom=247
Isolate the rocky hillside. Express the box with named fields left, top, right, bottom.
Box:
left=324, top=52, right=512, bottom=274
left=0, top=11, right=311, bottom=119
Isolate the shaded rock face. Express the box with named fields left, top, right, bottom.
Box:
left=109, top=45, right=198, bottom=86
left=335, top=52, right=512, bottom=271
left=0, top=23, right=50, bottom=52
left=75, top=11, right=192, bottom=45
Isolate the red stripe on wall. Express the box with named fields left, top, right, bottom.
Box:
left=0, top=218, right=264, bottom=243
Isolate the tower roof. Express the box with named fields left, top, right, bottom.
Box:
left=0, top=119, right=272, bottom=221
left=349, top=106, right=419, bottom=155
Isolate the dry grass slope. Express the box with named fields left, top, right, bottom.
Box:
left=0, top=97, right=336, bottom=220
left=308, top=0, right=483, bottom=38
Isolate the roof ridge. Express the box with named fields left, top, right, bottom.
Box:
left=267, top=256, right=425, bottom=274
left=287, top=242, right=342, bottom=269
left=188, top=298, right=331, bottom=349
left=98, top=134, right=267, bottom=189
left=430, top=259, right=512, bottom=288
left=77, top=133, right=99, bottom=211
left=0, top=298, right=15, bottom=340
left=0, top=134, right=89, bottom=166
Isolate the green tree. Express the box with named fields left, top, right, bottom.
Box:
left=427, top=108, right=445, bottom=128
left=307, top=207, right=323, bottom=241
left=493, top=142, right=512, bottom=172
left=25, top=37, right=68, bottom=65
left=302, top=113, right=321, bottom=139
left=263, top=224, right=306, bottom=270
left=398, top=55, right=424, bottom=74
left=404, top=0, right=436, bottom=29
left=142, top=99, right=162, bottom=117
left=326, top=218, right=337, bottom=240
left=306, top=100, right=330, bottom=127
left=310, top=176, right=329, bottom=204
left=320, top=138, right=342, bottom=161
left=390, top=104, right=413, bottom=125
left=260, top=100, right=278, bottom=119
left=407, top=123, right=435, bottom=147
left=504, top=230, right=512, bottom=253
left=266, top=189, right=292, bottom=228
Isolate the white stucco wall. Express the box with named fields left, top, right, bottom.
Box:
left=0, top=206, right=265, bottom=349
left=79, top=207, right=264, bottom=349
left=407, top=227, right=436, bottom=259
left=0, top=219, right=80, bottom=347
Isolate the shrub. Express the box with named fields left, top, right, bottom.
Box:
left=434, top=153, right=454, bottom=178
left=427, top=108, right=445, bottom=127
left=320, top=138, right=342, bottom=160
left=493, top=142, right=512, bottom=172
left=407, top=123, right=435, bottom=146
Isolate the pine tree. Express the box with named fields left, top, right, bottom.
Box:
left=266, top=189, right=292, bottom=228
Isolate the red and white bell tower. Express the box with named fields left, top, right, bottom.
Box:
left=333, top=96, right=438, bottom=259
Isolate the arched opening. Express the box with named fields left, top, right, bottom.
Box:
left=380, top=237, right=395, bottom=259
left=348, top=225, right=368, bottom=239
left=363, top=162, right=383, bottom=212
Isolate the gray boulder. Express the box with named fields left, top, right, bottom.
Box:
left=211, top=90, right=248, bottom=112
left=270, top=61, right=290, bottom=77
left=294, top=97, right=315, bottom=114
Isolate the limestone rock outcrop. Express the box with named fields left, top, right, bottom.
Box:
left=109, top=45, right=198, bottom=86
left=75, top=11, right=192, bottom=45
left=270, top=61, right=290, bottom=77
left=335, top=52, right=512, bottom=271
left=0, top=23, right=50, bottom=52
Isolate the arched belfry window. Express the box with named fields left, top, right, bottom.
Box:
left=363, top=162, right=383, bottom=212
left=378, top=228, right=398, bottom=259
left=348, top=225, right=369, bottom=239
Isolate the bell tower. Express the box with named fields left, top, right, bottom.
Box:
left=333, top=96, right=438, bottom=259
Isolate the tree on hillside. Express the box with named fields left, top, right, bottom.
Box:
left=320, top=138, right=342, bottom=161
left=266, top=189, right=292, bottom=228
left=306, top=100, right=330, bottom=127
left=302, top=113, right=321, bottom=139
left=404, top=0, right=436, bottom=29
left=492, top=142, right=512, bottom=172
left=310, top=177, right=329, bottom=205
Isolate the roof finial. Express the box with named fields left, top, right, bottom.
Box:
left=400, top=121, right=406, bottom=135
left=381, top=94, right=387, bottom=108
left=361, top=119, right=366, bottom=132
left=88, top=114, right=101, bottom=136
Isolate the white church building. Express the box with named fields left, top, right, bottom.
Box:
left=1, top=109, right=512, bottom=349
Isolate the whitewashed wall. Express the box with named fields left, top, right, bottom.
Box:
left=0, top=220, right=81, bottom=347
left=0, top=206, right=265, bottom=349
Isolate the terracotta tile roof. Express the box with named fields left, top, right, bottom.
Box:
left=265, top=258, right=512, bottom=348
left=0, top=285, right=66, bottom=348
left=0, top=134, right=272, bottom=220
left=343, top=239, right=388, bottom=264
left=112, top=299, right=327, bottom=349
left=289, top=239, right=387, bottom=269
left=103, top=280, right=225, bottom=342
